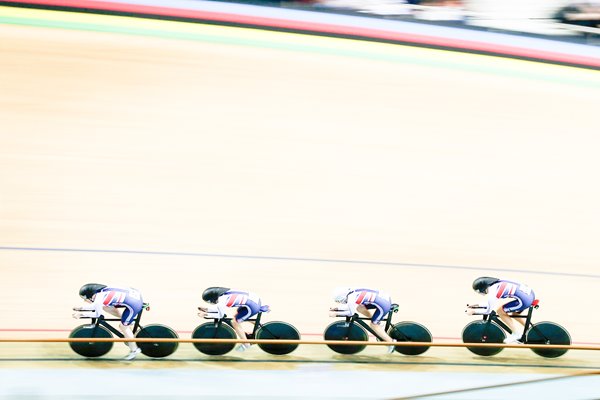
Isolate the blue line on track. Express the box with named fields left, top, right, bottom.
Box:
left=1, top=246, right=598, bottom=279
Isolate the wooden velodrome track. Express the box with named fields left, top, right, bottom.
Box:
left=1, top=6, right=600, bottom=397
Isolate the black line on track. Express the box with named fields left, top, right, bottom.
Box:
left=1, top=357, right=598, bottom=370
left=1, top=246, right=599, bottom=279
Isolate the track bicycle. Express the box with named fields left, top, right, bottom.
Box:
left=192, top=310, right=300, bottom=355
left=462, top=299, right=571, bottom=358
left=69, top=303, right=179, bottom=358
left=324, top=303, right=432, bottom=355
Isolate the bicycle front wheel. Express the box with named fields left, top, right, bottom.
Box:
left=462, top=320, right=505, bottom=356
left=323, top=321, right=368, bottom=354
left=69, top=324, right=113, bottom=358
left=192, top=322, right=236, bottom=355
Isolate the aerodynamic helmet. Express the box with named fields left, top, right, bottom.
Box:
left=332, top=287, right=353, bottom=304
left=202, top=287, right=230, bottom=304
left=472, top=277, right=500, bottom=294
left=79, top=283, right=107, bottom=301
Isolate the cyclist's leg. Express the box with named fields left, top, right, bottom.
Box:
left=103, top=306, right=122, bottom=318
left=231, top=309, right=250, bottom=342
left=504, top=292, right=533, bottom=332
left=232, top=301, right=260, bottom=346
left=497, top=299, right=521, bottom=333
left=356, top=304, right=372, bottom=319
left=510, top=311, right=527, bottom=327
left=119, top=302, right=143, bottom=357
left=360, top=303, right=394, bottom=343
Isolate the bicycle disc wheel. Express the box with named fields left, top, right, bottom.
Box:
left=192, top=322, right=236, bottom=355
left=526, top=321, right=571, bottom=358
left=256, top=321, right=301, bottom=355
left=69, top=324, right=113, bottom=357
left=136, top=324, right=179, bottom=358
left=462, top=320, right=505, bottom=356
left=388, top=321, right=432, bottom=355
left=323, top=321, right=368, bottom=354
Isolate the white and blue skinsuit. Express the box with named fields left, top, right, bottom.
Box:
left=481, top=280, right=535, bottom=314
left=207, top=290, right=269, bottom=321
left=79, top=286, right=144, bottom=325
left=337, top=288, right=392, bottom=324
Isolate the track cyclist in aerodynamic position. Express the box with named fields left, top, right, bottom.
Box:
left=74, top=283, right=144, bottom=360
left=198, top=287, right=270, bottom=352
left=467, top=277, right=536, bottom=343
left=330, top=287, right=397, bottom=353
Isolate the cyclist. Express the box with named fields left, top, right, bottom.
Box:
left=330, top=287, right=397, bottom=354
left=467, top=277, right=535, bottom=343
left=198, top=287, right=270, bottom=352
left=73, top=283, right=144, bottom=360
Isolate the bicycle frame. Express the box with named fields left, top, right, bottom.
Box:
left=87, top=307, right=145, bottom=338
left=482, top=304, right=537, bottom=342
left=207, top=312, right=264, bottom=337
left=339, top=304, right=399, bottom=341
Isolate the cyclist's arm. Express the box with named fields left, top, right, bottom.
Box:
left=331, top=303, right=352, bottom=317
left=74, top=294, right=105, bottom=318
left=344, top=293, right=359, bottom=315
left=330, top=292, right=358, bottom=317
left=205, top=297, right=227, bottom=319
left=467, top=292, right=495, bottom=315
left=478, top=292, right=499, bottom=314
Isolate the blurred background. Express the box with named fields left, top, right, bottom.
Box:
left=1, top=0, right=599, bottom=398
left=235, top=0, right=600, bottom=39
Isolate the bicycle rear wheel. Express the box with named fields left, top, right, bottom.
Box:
left=323, top=321, right=368, bottom=354
left=388, top=321, right=432, bottom=355
left=526, top=321, right=571, bottom=358
left=256, top=321, right=300, bottom=355
left=192, top=322, right=236, bottom=355
left=69, top=324, right=113, bottom=358
left=462, top=320, right=505, bottom=356
left=136, top=324, right=179, bottom=358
